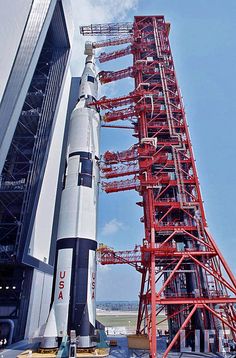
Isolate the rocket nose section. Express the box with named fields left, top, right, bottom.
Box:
left=77, top=62, right=98, bottom=102
left=76, top=42, right=98, bottom=103
left=84, top=41, right=94, bottom=56
left=85, top=55, right=95, bottom=67
left=84, top=42, right=95, bottom=66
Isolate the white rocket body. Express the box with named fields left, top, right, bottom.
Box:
left=41, top=52, right=100, bottom=349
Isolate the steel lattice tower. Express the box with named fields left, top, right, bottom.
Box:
left=80, top=16, right=236, bottom=357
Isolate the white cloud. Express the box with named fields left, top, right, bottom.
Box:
left=101, top=218, right=124, bottom=236
left=70, top=0, right=138, bottom=75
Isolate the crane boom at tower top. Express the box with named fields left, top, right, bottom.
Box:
left=80, top=22, right=133, bottom=36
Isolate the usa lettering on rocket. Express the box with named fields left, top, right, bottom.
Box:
left=58, top=271, right=66, bottom=300
left=41, top=43, right=100, bottom=349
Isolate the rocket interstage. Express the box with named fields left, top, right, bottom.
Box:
left=41, top=51, right=100, bottom=349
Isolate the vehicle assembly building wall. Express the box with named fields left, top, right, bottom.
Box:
left=0, top=0, right=57, bottom=174
left=0, top=0, right=74, bottom=343
left=0, top=0, right=33, bottom=102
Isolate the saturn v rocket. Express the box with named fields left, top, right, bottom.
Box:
left=41, top=44, right=100, bottom=349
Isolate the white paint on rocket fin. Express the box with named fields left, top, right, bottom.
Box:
left=43, top=305, right=57, bottom=337
left=87, top=250, right=96, bottom=327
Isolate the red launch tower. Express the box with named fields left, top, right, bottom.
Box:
left=80, top=16, right=236, bottom=357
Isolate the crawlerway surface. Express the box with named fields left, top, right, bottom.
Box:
left=1, top=336, right=235, bottom=358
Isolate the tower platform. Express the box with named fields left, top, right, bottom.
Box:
left=17, top=348, right=109, bottom=358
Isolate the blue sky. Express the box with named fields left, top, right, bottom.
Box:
left=87, top=0, right=236, bottom=301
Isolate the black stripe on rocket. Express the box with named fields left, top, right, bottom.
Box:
left=69, top=151, right=93, bottom=188
left=52, top=238, right=97, bottom=338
